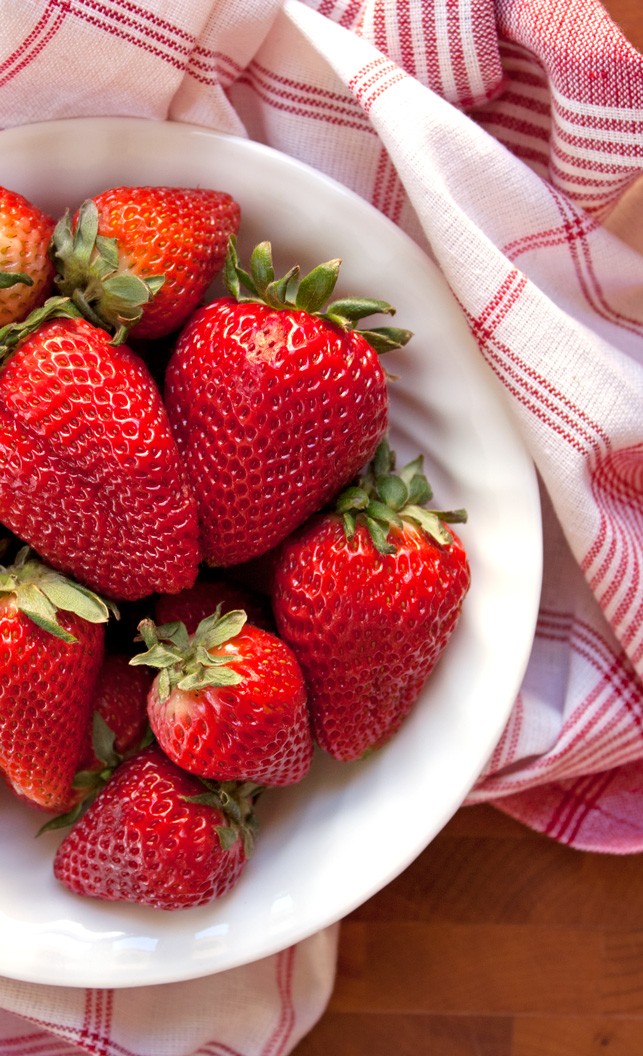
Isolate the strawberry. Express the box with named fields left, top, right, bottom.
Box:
left=0, top=186, right=56, bottom=327
left=164, top=238, right=411, bottom=567
left=272, top=441, right=471, bottom=761
left=0, top=547, right=111, bottom=811
left=131, top=609, right=313, bottom=786
left=53, top=743, right=258, bottom=910
left=78, top=653, right=152, bottom=770
left=51, top=186, right=240, bottom=341
left=155, top=575, right=274, bottom=634
left=0, top=309, right=201, bottom=601
left=39, top=653, right=153, bottom=832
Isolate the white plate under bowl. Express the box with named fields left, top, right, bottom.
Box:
left=0, top=117, right=542, bottom=988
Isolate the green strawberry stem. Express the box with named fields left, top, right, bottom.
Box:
left=37, top=713, right=154, bottom=834
left=185, top=778, right=262, bottom=857
left=337, top=439, right=468, bottom=554
left=130, top=608, right=248, bottom=702
left=51, top=200, right=165, bottom=343
left=224, top=236, right=413, bottom=355
left=0, top=546, right=117, bottom=642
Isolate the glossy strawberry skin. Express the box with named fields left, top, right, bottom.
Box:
left=89, top=186, right=241, bottom=339
left=155, top=577, right=274, bottom=634
left=272, top=516, right=471, bottom=761
left=77, top=653, right=152, bottom=772
left=146, top=624, right=313, bottom=786
left=0, top=187, right=55, bottom=326
left=53, top=744, right=249, bottom=910
left=0, top=316, right=201, bottom=601
left=0, top=599, right=104, bottom=811
left=164, top=298, right=388, bottom=566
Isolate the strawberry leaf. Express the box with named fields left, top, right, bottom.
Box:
left=334, top=439, right=467, bottom=553
left=157, top=668, right=171, bottom=702
left=215, top=824, right=240, bottom=851
left=37, top=576, right=112, bottom=624
left=73, top=200, right=100, bottom=267
left=373, top=442, right=394, bottom=476
left=94, top=234, right=120, bottom=271
left=193, top=608, right=247, bottom=650
left=102, top=272, right=159, bottom=308
left=129, top=641, right=183, bottom=669
left=365, top=500, right=402, bottom=528
left=132, top=610, right=248, bottom=701
left=401, top=506, right=456, bottom=546
left=16, top=583, right=77, bottom=642
left=0, top=572, right=18, bottom=594
left=52, top=198, right=166, bottom=341
left=224, top=236, right=258, bottom=300
left=295, top=260, right=341, bottom=315
left=184, top=779, right=260, bottom=857
left=37, top=801, right=87, bottom=834
left=90, top=711, right=120, bottom=769
left=249, top=241, right=275, bottom=293
left=365, top=516, right=396, bottom=555
left=0, top=548, right=114, bottom=639
left=376, top=474, right=408, bottom=511
left=325, top=297, right=395, bottom=322
left=177, top=666, right=243, bottom=692
left=407, top=473, right=432, bottom=506
left=265, top=266, right=299, bottom=307
left=336, top=486, right=370, bottom=513
left=0, top=295, right=82, bottom=362
left=195, top=645, right=237, bottom=668
left=342, top=511, right=357, bottom=539
left=224, top=239, right=412, bottom=351
left=0, top=271, right=33, bottom=289
left=154, top=620, right=191, bottom=652
left=356, top=326, right=413, bottom=354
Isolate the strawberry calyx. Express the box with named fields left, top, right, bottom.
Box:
left=50, top=200, right=165, bottom=344
left=0, top=294, right=83, bottom=364
left=0, top=271, right=34, bottom=289
left=0, top=546, right=117, bottom=642
left=38, top=712, right=154, bottom=834
left=130, top=608, right=248, bottom=702
left=224, top=236, right=413, bottom=355
left=336, top=439, right=468, bottom=555
left=184, top=778, right=261, bottom=857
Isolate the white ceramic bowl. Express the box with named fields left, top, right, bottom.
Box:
left=0, top=117, right=542, bottom=988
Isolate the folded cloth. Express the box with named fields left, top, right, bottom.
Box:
left=0, top=0, right=641, bottom=1053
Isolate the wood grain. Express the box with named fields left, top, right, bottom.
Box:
left=292, top=4, right=642, bottom=1053
left=292, top=806, right=643, bottom=1054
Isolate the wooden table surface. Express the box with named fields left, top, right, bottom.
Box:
left=293, top=4, right=643, bottom=1054
left=293, top=806, right=643, bottom=1056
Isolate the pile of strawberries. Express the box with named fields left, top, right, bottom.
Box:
left=0, top=181, right=470, bottom=911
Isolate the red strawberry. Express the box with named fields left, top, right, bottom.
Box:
left=53, top=743, right=257, bottom=910
left=78, top=653, right=152, bottom=770
left=131, top=610, right=313, bottom=786
left=0, top=186, right=56, bottom=327
left=52, top=186, right=240, bottom=340
left=0, top=547, right=110, bottom=811
left=155, top=576, right=274, bottom=634
left=164, top=238, right=411, bottom=567
left=0, top=311, right=200, bottom=601
left=272, top=441, right=471, bottom=761
left=40, top=654, right=153, bottom=832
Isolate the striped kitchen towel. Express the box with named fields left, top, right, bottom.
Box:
left=0, top=0, right=641, bottom=1053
